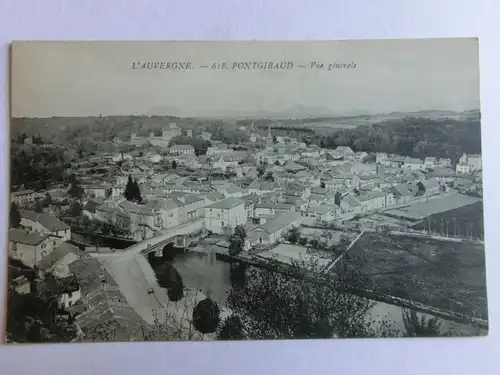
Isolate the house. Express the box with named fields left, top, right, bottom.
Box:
left=283, top=195, right=309, bottom=211
left=83, top=185, right=110, bottom=199
left=94, top=205, right=116, bottom=223
left=204, top=197, right=247, bottom=235
left=339, top=193, right=362, bottom=214
left=82, top=200, right=100, bottom=219
left=118, top=202, right=159, bottom=241
left=162, top=192, right=206, bottom=224
left=332, top=146, right=355, bottom=159
left=356, top=191, right=390, bottom=211
left=111, top=184, right=126, bottom=199
left=274, top=203, right=296, bottom=215
left=201, top=131, right=212, bottom=141
left=36, top=242, right=90, bottom=309
left=254, top=202, right=276, bottom=217
left=424, top=157, right=437, bottom=169
left=20, top=210, right=71, bottom=242
left=459, top=153, right=482, bottom=171
left=248, top=181, right=278, bottom=196
left=240, top=195, right=259, bottom=218
left=9, top=228, right=63, bottom=268
left=346, top=151, right=368, bottom=163
left=456, top=163, right=472, bottom=175
left=427, top=167, right=456, bottom=184
left=170, top=144, right=195, bottom=156
left=351, top=163, right=377, bottom=175
left=403, top=158, right=425, bottom=171
left=172, top=154, right=200, bottom=169
left=11, top=189, right=36, bottom=205
left=212, top=156, right=239, bottom=172
left=304, top=205, right=335, bottom=220
left=417, top=179, right=441, bottom=196
left=436, top=158, right=452, bottom=167
left=390, top=183, right=417, bottom=204
left=149, top=154, right=163, bottom=164
left=286, top=182, right=311, bottom=199
left=249, top=212, right=302, bottom=245
left=381, top=154, right=406, bottom=168
left=376, top=153, right=388, bottom=164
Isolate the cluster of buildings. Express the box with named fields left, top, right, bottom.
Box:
left=8, top=208, right=146, bottom=340
left=129, top=122, right=211, bottom=148
left=8, top=120, right=485, bottom=341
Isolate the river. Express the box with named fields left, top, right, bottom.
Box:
left=151, top=249, right=484, bottom=337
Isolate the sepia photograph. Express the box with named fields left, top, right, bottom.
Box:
left=6, top=39, right=487, bottom=343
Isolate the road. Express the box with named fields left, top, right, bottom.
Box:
left=93, top=218, right=231, bottom=339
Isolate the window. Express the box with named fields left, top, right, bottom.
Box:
left=68, top=292, right=72, bottom=298
left=41, top=251, right=47, bottom=258
left=41, top=243, right=46, bottom=249
left=52, top=241, right=56, bottom=246
left=68, top=301, right=72, bottom=307
left=221, top=221, right=224, bottom=226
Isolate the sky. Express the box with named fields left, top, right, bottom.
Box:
left=10, top=38, right=481, bottom=118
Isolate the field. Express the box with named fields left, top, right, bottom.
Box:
left=412, top=201, right=484, bottom=240
left=335, top=232, right=488, bottom=320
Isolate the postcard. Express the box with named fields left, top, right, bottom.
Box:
left=6, top=39, right=487, bottom=343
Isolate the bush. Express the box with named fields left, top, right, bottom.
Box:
left=192, top=298, right=221, bottom=334
left=217, top=315, right=245, bottom=340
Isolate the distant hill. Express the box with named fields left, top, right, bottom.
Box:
left=145, top=106, right=185, bottom=117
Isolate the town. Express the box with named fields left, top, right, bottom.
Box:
left=7, top=115, right=486, bottom=342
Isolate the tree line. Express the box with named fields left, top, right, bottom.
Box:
left=305, top=116, right=482, bottom=162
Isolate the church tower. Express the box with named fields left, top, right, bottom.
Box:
left=266, top=124, right=272, bottom=148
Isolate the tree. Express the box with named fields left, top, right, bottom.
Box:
left=272, top=135, right=278, bottom=144
left=229, top=225, right=246, bottom=256
left=309, top=239, right=319, bottom=249
left=10, top=202, right=21, bottom=228
left=42, top=193, right=52, bottom=208
left=338, top=234, right=351, bottom=251
left=402, top=309, right=442, bottom=337
left=172, top=160, right=177, bottom=169
left=156, top=263, right=185, bottom=302
left=257, top=164, right=265, bottom=177
left=67, top=174, right=84, bottom=199
left=217, top=315, right=246, bottom=340
left=298, top=237, right=308, bottom=246
left=227, top=257, right=373, bottom=339
left=68, top=201, right=82, bottom=217
left=320, top=181, right=326, bottom=189
left=192, top=298, right=221, bottom=334
left=263, top=171, right=274, bottom=181
left=124, top=175, right=135, bottom=201
left=287, top=227, right=300, bottom=244
left=34, top=199, right=44, bottom=213
left=124, top=175, right=142, bottom=203
left=132, top=179, right=142, bottom=203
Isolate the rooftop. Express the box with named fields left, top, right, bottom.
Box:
left=11, top=190, right=35, bottom=196
left=20, top=210, right=70, bottom=232
left=171, top=144, right=195, bottom=151
left=9, top=228, right=50, bottom=246
left=257, top=212, right=302, bottom=234
left=205, top=197, right=245, bottom=210
left=38, top=242, right=88, bottom=272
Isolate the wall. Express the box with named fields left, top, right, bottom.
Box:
left=9, top=237, right=60, bottom=268
left=57, top=289, right=82, bottom=309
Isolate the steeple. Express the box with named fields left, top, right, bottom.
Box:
left=266, top=124, right=272, bottom=148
